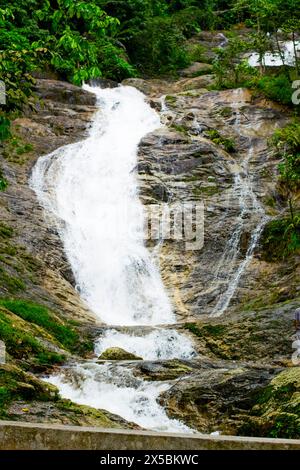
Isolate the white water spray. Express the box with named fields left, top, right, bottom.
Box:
left=31, top=85, right=195, bottom=432
left=95, top=328, right=196, bottom=361
left=44, top=362, right=192, bottom=432
left=31, top=86, right=174, bottom=326
left=248, top=40, right=300, bottom=68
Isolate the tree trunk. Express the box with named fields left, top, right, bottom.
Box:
left=292, top=31, right=300, bottom=76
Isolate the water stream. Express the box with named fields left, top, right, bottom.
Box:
left=211, top=89, right=268, bottom=317
left=31, top=85, right=195, bottom=432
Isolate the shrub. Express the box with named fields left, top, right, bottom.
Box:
left=261, top=217, right=300, bottom=261
left=213, top=37, right=257, bottom=89
left=0, top=169, right=8, bottom=191
left=272, top=121, right=300, bottom=222
left=128, top=16, right=189, bottom=75
left=0, top=116, right=11, bottom=141
left=253, top=74, right=294, bottom=105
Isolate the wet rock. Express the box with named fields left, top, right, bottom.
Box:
left=179, top=62, right=213, bottom=78
left=0, top=79, right=97, bottom=324
left=33, top=79, right=96, bottom=106
left=134, top=360, right=193, bottom=381
left=98, top=347, right=143, bottom=361
left=88, top=78, right=119, bottom=89
left=173, top=75, right=215, bottom=92
left=7, top=399, right=139, bottom=429
left=182, top=300, right=296, bottom=364
left=136, top=84, right=292, bottom=320
left=159, top=366, right=280, bottom=435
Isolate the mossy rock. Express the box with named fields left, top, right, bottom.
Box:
left=0, top=363, right=59, bottom=411
left=239, top=367, right=300, bottom=439
left=98, top=347, right=143, bottom=361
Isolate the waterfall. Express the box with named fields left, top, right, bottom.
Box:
left=31, top=85, right=174, bottom=327
left=30, top=85, right=195, bottom=432
left=211, top=89, right=268, bottom=317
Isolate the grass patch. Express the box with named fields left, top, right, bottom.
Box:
left=0, top=268, right=25, bottom=293
left=205, top=129, right=236, bottom=153
left=0, top=309, right=44, bottom=359
left=193, top=185, right=219, bottom=197
left=0, top=169, right=8, bottom=191
left=35, top=351, right=65, bottom=366
left=0, top=299, right=78, bottom=350
left=171, top=123, right=188, bottom=135
left=0, top=223, right=13, bottom=239
left=3, top=137, right=34, bottom=164
left=165, top=95, right=177, bottom=106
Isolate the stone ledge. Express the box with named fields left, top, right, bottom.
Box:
left=0, top=421, right=300, bottom=450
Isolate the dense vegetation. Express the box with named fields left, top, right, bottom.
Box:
left=0, top=1, right=299, bottom=252
left=0, top=1, right=299, bottom=109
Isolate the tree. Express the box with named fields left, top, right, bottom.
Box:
left=273, top=122, right=300, bottom=225
left=213, top=37, right=257, bottom=88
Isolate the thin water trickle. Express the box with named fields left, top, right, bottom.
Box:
left=211, top=89, right=268, bottom=317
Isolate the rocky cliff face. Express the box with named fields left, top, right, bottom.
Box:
left=124, top=75, right=299, bottom=436
left=0, top=79, right=97, bottom=323
left=125, top=77, right=298, bottom=320
left=0, top=76, right=299, bottom=437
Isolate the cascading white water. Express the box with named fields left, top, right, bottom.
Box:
left=95, top=328, right=196, bottom=361
left=211, top=90, right=267, bottom=317
left=248, top=40, right=300, bottom=68
left=31, top=84, right=195, bottom=432
left=44, top=362, right=192, bottom=432
left=31, top=85, right=174, bottom=326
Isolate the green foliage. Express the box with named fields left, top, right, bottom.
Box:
left=35, top=351, right=66, bottom=366
left=205, top=129, right=236, bottom=152
left=0, top=299, right=79, bottom=350
left=272, top=121, right=300, bottom=222
left=184, top=322, right=202, bottom=337
left=234, top=0, right=300, bottom=77
left=253, top=75, right=294, bottom=105
left=185, top=322, right=226, bottom=338
left=0, top=309, right=44, bottom=359
left=0, top=223, right=13, bottom=239
left=0, top=268, right=25, bottom=293
left=0, top=0, right=134, bottom=109
left=213, top=37, right=257, bottom=89
left=273, top=121, right=300, bottom=162
left=3, top=136, right=34, bottom=164
left=0, top=116, right=11, bottom=141
left=0, top=386, right=10, bottom=407
left=261, top=217, right=300, bottom=261
left=127, top=15, right=189, bottom=75
left=0, top=364, right=59, bottom=413
left=0, top=169, right=8, bottom=191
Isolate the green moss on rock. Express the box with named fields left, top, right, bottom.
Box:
left=239, top=368, right=300, bottom=439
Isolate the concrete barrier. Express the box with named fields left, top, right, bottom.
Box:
left=0, top=421, right=300, bottom=450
